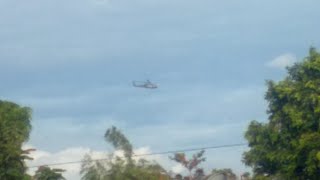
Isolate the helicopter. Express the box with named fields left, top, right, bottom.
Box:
left=132, top=80, right=158, bottom=89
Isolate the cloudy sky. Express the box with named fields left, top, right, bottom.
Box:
left=1, top=0, right=320, bottom=179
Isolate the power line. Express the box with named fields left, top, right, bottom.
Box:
left=28, top=143, right=247, bottom=169
left=133, top=143, right=247, bottom=157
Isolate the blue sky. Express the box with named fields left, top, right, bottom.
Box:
left=1, top=0, right=320, bottom=179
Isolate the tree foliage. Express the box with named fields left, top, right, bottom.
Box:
left=211, top=168, right=236, bottom=180
left=243, top=48, right=320, bottom=179
left=193, top=168, right=205, bottom=180
left=104, top=126, right=133, bottom=163
left=241, top=172, right=251, bottom=180
left=34, top=166, right=65, bottom=180
left=0, top=100, right=32, bottom=179
left=170, top=150, right=205, bottom=179
left=81, top=126, right=168, bottom=180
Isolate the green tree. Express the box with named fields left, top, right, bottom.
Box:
left=211, top=168, right=236, bottom=180
left=169, top=150, right=205, bottom=180
left=174, top=174, right=183, bottom=180
left=0, top=100, right=32, bottom=179
left=243, top=48, right=320, bottom=179
left=33, top=166, right=65, bottom=180
left=194, top=168, right=205, bottom=180
left=104, top=126, right=133, bottom=163
left=241, top=172, right=251, bottom=180
left=81, top=126, right=168, bottom=180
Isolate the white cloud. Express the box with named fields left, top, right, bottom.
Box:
left=266, top=53, right=297, bottom=69
left=24, top=145, right=105, bottom=180
left=172, top=164, right=185, bottom=174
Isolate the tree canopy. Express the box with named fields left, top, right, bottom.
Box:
left=170, top=150, right=206, bottom=179
left=34, top=166, right=66, bottom=180
left=211, top=168, right=236, bottom=180
left=243, top=48, right=320, bottom=179
left=0, top=100, right=32, bottom=179
left=81, top=126, right=168, bottom=180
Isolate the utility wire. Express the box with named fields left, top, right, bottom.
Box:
left=28, top=143, right=247, bottom=169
